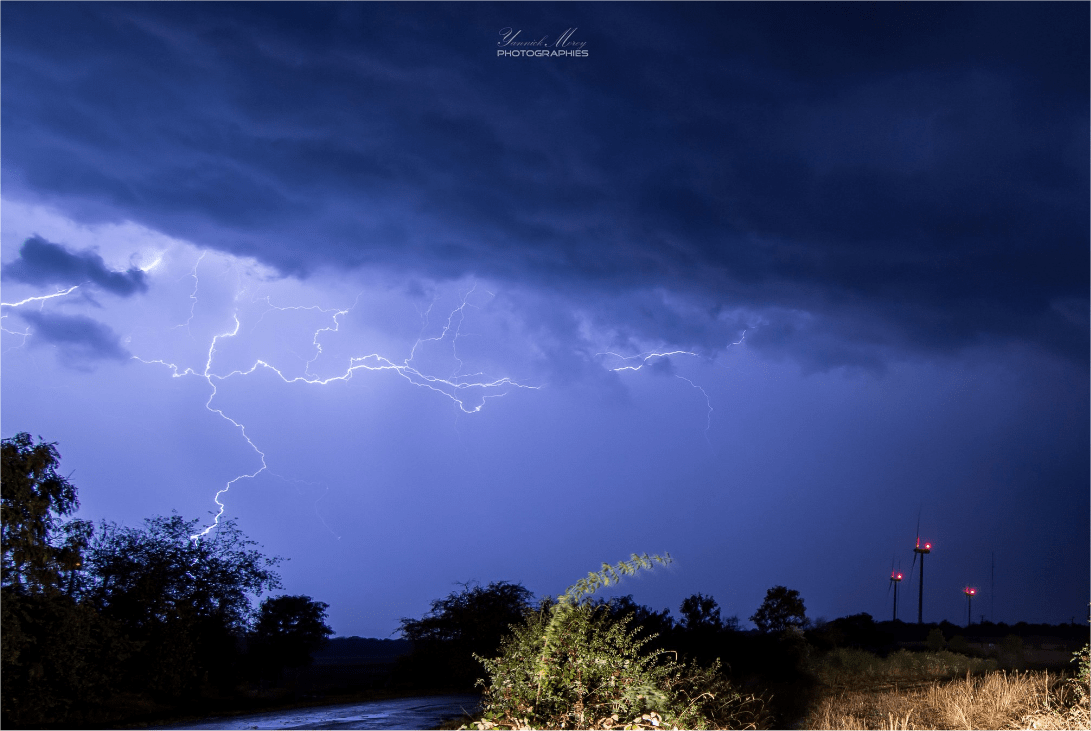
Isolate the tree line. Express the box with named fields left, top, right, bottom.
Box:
left=1, top=433, right=333, bottom=728
left=7, top=433, right=1081, bottom=728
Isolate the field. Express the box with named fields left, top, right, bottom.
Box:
left=800, top=648, right=1090, bottom=730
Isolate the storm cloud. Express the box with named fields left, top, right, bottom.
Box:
left=18, top=310, right=131, bottom=366
left=2, top=3, right=1086, bottom=369
left=4, top=236, right=149, bottom=296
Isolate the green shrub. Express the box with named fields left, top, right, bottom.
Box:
left=470, top=554, right=768, bottom=730
left=1070, top=643, right=1090, bottom=706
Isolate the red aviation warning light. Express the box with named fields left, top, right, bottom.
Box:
left=963, top=586, right=977, bottom=596
left=891, top=571, right=904, bottom=582
left=915, top=539, right=932, bottom=554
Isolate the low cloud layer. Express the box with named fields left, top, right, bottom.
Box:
left=1, top=3, right=1086, bottom=370
left=4, top=236, right=148, bottom=296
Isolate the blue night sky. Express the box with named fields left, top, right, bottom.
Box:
left=1, top=3, right=1087, bottom=637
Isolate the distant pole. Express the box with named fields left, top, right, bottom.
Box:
left=990, top=553, right=995, bottom=622
left=915, top=539, right=931, bottom=624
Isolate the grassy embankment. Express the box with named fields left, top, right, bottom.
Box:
left=800, top=648, right=1090, bottom=730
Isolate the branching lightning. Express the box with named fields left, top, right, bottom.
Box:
left=132, top=264, right=540, bottom=541
left=1, top=285, right=83, bottom=349
left=597, top=349, right=699, bottom=372
left=1, top=285, right=82, bottom=309
left=596, top=330, right=746, bottom=444
left=3, top=245, right=752, bottom=542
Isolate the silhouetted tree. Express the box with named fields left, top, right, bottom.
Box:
left=750, top=586, right=807, bottom=633
left=1, top=433, right=123, bottom=727
left=680, top=593, right=723, bottom=632
left=605, top=594, right=675, bottom=645
left=250, top=594, right=333, bottom=682
left=1, top=432, right=90, bottom=593
left=397, top=581, right=533, bottom=689
left=85, top=515, right=282, bottom=699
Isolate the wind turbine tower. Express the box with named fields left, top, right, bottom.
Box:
left=914, top=537, right=932, bottom=624
left=890, top=569, right=904, bottom=622
left=963, top=586, right=977, bottom=627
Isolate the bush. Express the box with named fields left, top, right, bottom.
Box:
left=1070, top=643, right=1090, bottom=706
left=471, top=554, right=768, bottom=730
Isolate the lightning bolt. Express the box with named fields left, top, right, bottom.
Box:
left=675, top=374, right=713, bottom=445
left=1, top=285, right=82, bottom=308
left=133, top=265, right=540, bottom=540
left=1, top=285, right=83, bottom=350
left=135, top=312, right=268, bottom=540
left=597, top=349, right=699, bottom=372
left=596, top=331, right=746, bottom=444
left=172, top=252, right=205, bottom=336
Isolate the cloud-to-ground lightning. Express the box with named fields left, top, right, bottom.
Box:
left=132, top=261, right=541, bottom=540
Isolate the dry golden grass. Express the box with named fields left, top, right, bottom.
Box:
left=802, top=670, right=1091, bottom=730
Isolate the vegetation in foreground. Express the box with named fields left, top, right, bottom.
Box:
left=470, top=555, right=770, bottom=730
left=1, top=433, right=334, bottom=728
left=5, top=432, right=1088, bottom=729
left=798, top=615, right=1091, bottom=730
left=803, top=655, right=1090, bottom=729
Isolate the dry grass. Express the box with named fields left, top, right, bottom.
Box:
left=802, top=670, right=1091, bottom=730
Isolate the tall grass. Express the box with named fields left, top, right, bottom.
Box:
left=803, top=664, right=1090, bottom=730
left=813, top=648, right=998, bottom=687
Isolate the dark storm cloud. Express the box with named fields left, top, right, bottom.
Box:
left=1, top=3, right=1086, bottom=367
left=18, top=310, right=131, bottom=366
left=4, top=236, right=149, bottom=296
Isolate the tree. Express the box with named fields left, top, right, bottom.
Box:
left=1, top=432, right=91, bottom=593
left=84, top=514, right=282, bottom=698
left=250, top=594, right=333, bottom=680
left=679, top=593, right=723, bottom=632
left=605, top=594, right=675, bottom=645
left=1, top=433, right=122, bottom=727
left=397, top=580, right=534, bottom=688
left=750, top=586, right=807, bottom=633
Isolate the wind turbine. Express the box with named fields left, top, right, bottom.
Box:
left=963, top=586, right=977, bottom=627
left=909, top=512, right=933, bottom=624
left=888, top=557, right=904, bottom=622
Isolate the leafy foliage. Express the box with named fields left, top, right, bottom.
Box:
left=679, top=593, right=723, bottom=632
left=1, top=432, right=91, bottom=593
left=750, top=585, right=807, bottom=634
left=250, top=594, right=333, bottom=678
left=0, top=433, right=124, bottom=727
left=1, top=587, right=131, bottom=727
left=398, top=580, right=535, bottom=689
left=84, top=514, right=283, bottom=698
left=472, top=553, right=768, bottom=730
left=1071, top=642, right=1090, bottom=706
